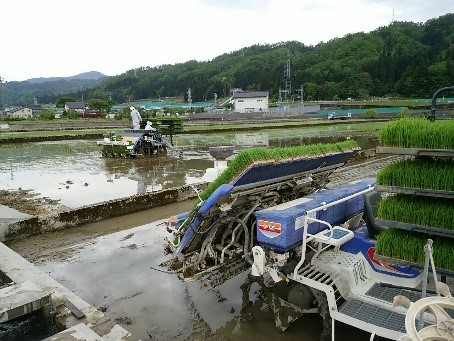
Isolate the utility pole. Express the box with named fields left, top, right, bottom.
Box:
left=284, top=52, right=292, bottom=101
left=187, top=87, right=192, bottom=110
left=297, top=85, right=304, bottom=113
left=0, top=76, right=4, bottom=109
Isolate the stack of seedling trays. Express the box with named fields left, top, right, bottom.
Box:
left=374, top=118, right=454, bottom=274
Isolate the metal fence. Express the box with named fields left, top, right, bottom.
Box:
left=187, top=104, right=320, bottom=121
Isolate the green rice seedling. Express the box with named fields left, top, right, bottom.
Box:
left=177, top=140, right=359, bottom=235
left=379, top=118, right=454, bottom=149
left=377, top=194, right=454, bottom=230
left=376, top=228, right=454, bottom=271
left=377, top=158, right=454, bottom=191
left=199, top=140, right=358, bottom=200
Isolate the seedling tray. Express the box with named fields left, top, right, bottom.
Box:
left=375, top=185, right=454, bottom=199
left=374, top=252, right=454, bottom=277
left=376, top=219, right=454, bottom=239
left=376, top=146, right=454, bottom=158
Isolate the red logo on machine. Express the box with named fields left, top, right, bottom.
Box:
left=258, top=220, right=282, bottom=238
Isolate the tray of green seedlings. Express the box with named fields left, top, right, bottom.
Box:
left=375, top=228, right=454, bottom=275
left=376, top=194, right=454, bottom=238
left=377, top=117, right=454, bottom=156
left=199, top=139, right=359, bottom=201
left=376, top=158, right=454, bottom=198
left=177, top=140, right=359, bottom=234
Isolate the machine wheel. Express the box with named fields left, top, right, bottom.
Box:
left=395, top=293, right=454, bottom=340
left=287, top=283, right=315, bottom=310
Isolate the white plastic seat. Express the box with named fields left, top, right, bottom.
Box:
left=312, top=226, right=354, bottom=247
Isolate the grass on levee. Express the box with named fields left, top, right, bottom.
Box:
left=0, top=129, right=110, bottom=140
left=182, top=119, right=355, bottom=131
left=0, top=119, right=382, bottom=141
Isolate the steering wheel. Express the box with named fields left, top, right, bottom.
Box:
left=395, top=284, right=454, bottom=341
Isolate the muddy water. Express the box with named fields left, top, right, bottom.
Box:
left=0, top=140, right=213, bottom=208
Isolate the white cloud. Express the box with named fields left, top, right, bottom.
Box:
left=1, top=0, right=453, bottom=81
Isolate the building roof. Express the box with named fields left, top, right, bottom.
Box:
left=232, top=91, right=269, bottom=99
left=66, top=101, right=85, bottom=109
left=9, top=106, right=32, bottom=113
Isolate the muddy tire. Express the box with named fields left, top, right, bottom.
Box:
left=287, top=283, right=315, bottom=310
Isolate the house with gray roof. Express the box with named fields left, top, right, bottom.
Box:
left=64, top=101, right=86, bottom=113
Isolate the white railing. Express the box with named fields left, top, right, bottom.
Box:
left=292, top=185, right=375, bottom=280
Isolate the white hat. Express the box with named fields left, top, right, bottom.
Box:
left=147, top=121, right=152, bottom=125
left=130, top=106, right=135, bottom=110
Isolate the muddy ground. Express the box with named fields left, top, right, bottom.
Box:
left=0, top=189, right=66, bottom=215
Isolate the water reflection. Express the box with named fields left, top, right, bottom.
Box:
left=0, top=128, right=379, bottom=208
left=101, top=154, right=213, bottom=195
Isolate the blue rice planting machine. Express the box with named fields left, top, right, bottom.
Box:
left=163, top=138, right=454, bottom=341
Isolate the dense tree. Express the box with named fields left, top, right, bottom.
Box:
left=87, top=99, right=114, bottom=112
left=86, top=13, right=451, bottom=102
left=56, top=96, right=76, bottom=108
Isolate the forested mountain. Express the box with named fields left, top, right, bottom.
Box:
left=27, top=71, right=106, bottom=84
left=2, top=72, right=107, bottom=106
left=6, top=13, right=454, bottom=106
left=88, top=13, right=453, bottom=103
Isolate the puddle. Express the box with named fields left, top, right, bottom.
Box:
left=35, top=221, right=194, bottom=340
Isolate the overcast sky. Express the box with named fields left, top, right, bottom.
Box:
left=1, top=0, right=453, bottom=82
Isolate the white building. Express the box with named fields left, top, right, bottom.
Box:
left=233, top=91, right=269, bottom=113
left=8, top=107, right=33, bottom=119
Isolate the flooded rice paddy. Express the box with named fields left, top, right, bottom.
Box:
left=2, top=123, right=385, bottom=340
left=0, top=141, right=213, bottom=208
left=0, top=123, right=383, bottom=208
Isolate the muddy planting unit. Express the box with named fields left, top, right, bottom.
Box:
left=97, top=117, right=182, bottom=157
